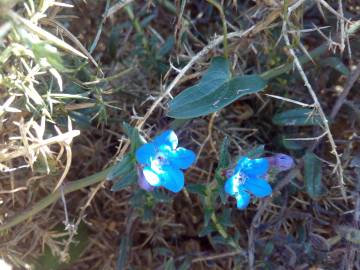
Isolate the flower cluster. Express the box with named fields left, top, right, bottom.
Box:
left=135, top=130, right=196, bottom=192
left=135, top=130, right=294, bottom=210
left=224, top=154, right=294, bottom=209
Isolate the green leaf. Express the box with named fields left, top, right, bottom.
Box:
left=219, top=208, right=233, bottom=228
left=154, top=247, right=174, bottom=257
left=186, top=183, right=207, bottom=196
left=304, top=151, right=323, bottom=199
left=110, top=169, right=137, bottom=192
left=170, top=57, right=231, bottom=109
left=279, top=136, right=305, bottom=150
left=116, top=235, right=130, bottom=270
left=153, top=189, right=172, bottom=203
left=218, top=137, right=230, bottom=168
left=320, top=57, right=350, bottom=76
left=272, top=108, right=323, bottom=126
left=263, top=241, right=274, bottom=256
left=164, top=258, right=176, bottom=270
left=337, top=226, right=360, bottom=245
left=33, top=223, right=88, bottom=270
left=122, top=122, right=146, bottom=151
left=178, top=258, right=192, bottom=270
left=158, top=36, right=174, bottom=57
left=246, top=144, right=265, bottom=159
left=168, top=73, right=267, bottom=119
left=198, top=223, right=216, bottom=237
left=106, top=154, right=134, bottom=180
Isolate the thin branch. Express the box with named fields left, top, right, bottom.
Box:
left=282, top=19, right=345, bottom=200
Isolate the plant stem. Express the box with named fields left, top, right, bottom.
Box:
left=0, top=166, right=113, bottom=232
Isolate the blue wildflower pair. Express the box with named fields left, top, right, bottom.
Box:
left=224, top=154, right=293, bottom=209
left=135, top=130, right=195, bottom=193
left=135, top=130, right=294, bottom=210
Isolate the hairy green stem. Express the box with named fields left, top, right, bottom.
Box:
left=0, top=166, right=113, bottom=232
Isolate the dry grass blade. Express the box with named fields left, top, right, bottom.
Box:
left=9, top=11, right=87, bottom=59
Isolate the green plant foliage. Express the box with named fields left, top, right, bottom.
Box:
left=168, top=57, right=266, bottom=118
left=304, top=151, right=323, bottom=199
left=337, top=226, right=360, bottom=245
left=122, top=122, right=146, bottom=152
left=110, top=170, right=137, bottom=191
left=116, top=234, right=131, bottom=270
left=279, top=135, right=305, bottom=150
left=164, top=258, right=176, bottom=270
left=106, top=123, right=145, bottom=191
left=272, top=108, right=323, bottom=126
left=33, top=223, right=88, bottom=270
left=320, top=57, right=350, bottom=76
left=246, top=144, right=265, bottom=159
left=218, top=136, right=231, bottom=168
left=106, top=154, right=134, bottom=181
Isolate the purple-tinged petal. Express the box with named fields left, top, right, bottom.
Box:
left=153, top=130, right=178, bottom=150
left=135, top=143, right=157, bottom=165
left=267, top=154, right=294, bottom=171
left=159, top=166, right=184, bottom=192
left=137, top=167, right=154, bottom=191
left=236, top=157, right=269, bottom=177
left=243, top=178, right=272, bottom=198
left=169, top=147, right=196, bottom=169
left=235, top=190, right=251, bottom=209
left=143, top=166, right=161, bottom=187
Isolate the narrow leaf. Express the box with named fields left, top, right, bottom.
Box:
left=304, top=151, right=323, bottom=199
left=337, top=226, right=360, bottom=245
left=272, top=108, right=323, bottom=126
left=106, top=154, right=134, bottom=180
left=164, top=258, right=176, bottom=270
left=218, top=137, right=230, bottom=168
left=116, top=235, right=130, bottom=270
left=320, top=57, right=350, bottom=76
left=110, top=170, right=137, bottom=192
left=122, top=122, right=146, bottom=151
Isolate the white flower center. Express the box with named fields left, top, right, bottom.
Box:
left=234, top=172, right=247, bottom=186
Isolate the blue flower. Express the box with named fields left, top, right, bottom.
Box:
left=135, top=130, right=196, bottom=192
left=224, top=156, right=272, bottom=209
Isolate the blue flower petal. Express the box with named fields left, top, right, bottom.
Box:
left=135, top=143, right=157, bottom=165
left=143, top=167, right=161, bottom=187
left=158, top=166, right=184, bottom=192
left=243, top=178, right=272, bottom=198
left=235, top=190, right=250, bottom=209
left=153, top=130, right=178, bottom=150
left=169, top=147, right=196, bottom=169
left=224, top=174, right=240, bottom=196
left=236, top=157, right=269, bottom=177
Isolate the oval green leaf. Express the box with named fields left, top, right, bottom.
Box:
left=168, top=74, right=266, bottom=119
left=169, top=56, right=231, bottom=110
